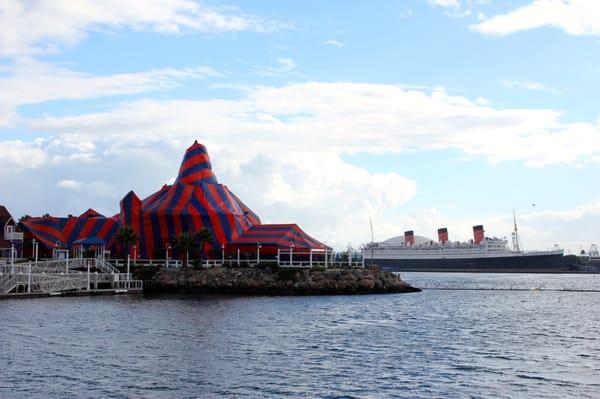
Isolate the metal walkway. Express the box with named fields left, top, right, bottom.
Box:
left=0, top=258, right=142, bottom=296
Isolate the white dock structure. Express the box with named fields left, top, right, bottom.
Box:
left=0, top=257, right=142, bottom=297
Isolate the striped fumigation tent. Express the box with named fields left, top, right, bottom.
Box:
left=119, top=141, right=261, bottom=258
left=21, top=140, right=329, bottom=261
left=20, top=209, right=120, bottom=251
left=226, top=224, right=331, bottom=259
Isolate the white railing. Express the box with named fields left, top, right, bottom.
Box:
left=3, top=231, right=23, bottom=241
left=0, top=259, right=143, bottom=295
left=111, top=258, right=183, bottom=269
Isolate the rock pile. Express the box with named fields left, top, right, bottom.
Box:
left=140, top=266, right=420, bottom=295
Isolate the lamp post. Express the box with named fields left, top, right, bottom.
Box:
left=133, top=245, right=137, bottom=264
left=10, top=243, right=15, bottom=273
left=127, top=254, right=131, bottom=285
left=27, top=261, right=31, bottom=293
left=257, top=243, right=261, bottom=264
left=221, top=243, right=225, bottom=265
left=290, top=243, right=294, bottom=266
left=165, top=243, right=171, bottom=268
left=348, top=245, right=352, bottom=268
left=32, top=238, right=36, bottom=264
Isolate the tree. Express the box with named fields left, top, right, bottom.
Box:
left=174, top=232, right=194, bottom=267
left=193, top=228, right=214, bottom=260
left=114, top=225, right=139, bottom=259
left=19, top=215, right=31, bottom=223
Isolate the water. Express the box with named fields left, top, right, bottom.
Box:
left=1, top=273, right=599, bottom=398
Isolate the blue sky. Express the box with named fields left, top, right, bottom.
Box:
left=1, top=0, right=599, bottom=253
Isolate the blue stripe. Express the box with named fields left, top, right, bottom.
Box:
left=178, top=161, right=213, bottom=180
left=67, top=218, right=88, bottom=244
left=203, top=184, right=233, bottom=240
left=166, top=184, right=185, bottom=210
left=189, top=194, right=215, bottom=233
left=182, top=146, right=208, bottom=161
left=107, top=223, right=119, bottom=240
left=28, top=229, right=65, bottom=248
left=151, top=212, right=162, bottom=250
left=29, top=219, right=62, bottom=229
left=89, top=219, right=105, bottom=238
left=215, top=185, right=245, bottom=237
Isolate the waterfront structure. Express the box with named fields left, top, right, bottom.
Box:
left=18, top=141, right=328, bottom=260
left=0, top=206, right=23, bottom=258
left=19, top=209, right=119, bottom=259
left=363, top=225, right=565, bottom=273
left=226, top=223, right=331, bottom=264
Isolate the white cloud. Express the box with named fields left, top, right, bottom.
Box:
left=399, top=9, right=414, bottom=19
left=0, top=140, right=48, bottom=174
left=322, top=39, right=345, bottom=47
left=0, top=59, right=219, bottom=127
left=500, top=79, right=559, bottom=93
left=428, top=0, right=461, bottom=8
left=0, top=0, right=287, bottom=56
left=25, top=82, right=600, bottom=168
left=3, top=81, right=600, bottom=248
left=56, top=179, right=81, bottom=190
left=57, top=179, right=116, bottom=197
left=472, top=0, right=600, bottom=37
left=257, top=58, right=297, bottom=76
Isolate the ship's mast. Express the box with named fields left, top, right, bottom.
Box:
left=511, top=209, right=523, bottom=252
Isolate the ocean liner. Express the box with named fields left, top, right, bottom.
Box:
left=362, top=220, right=565, bottom=273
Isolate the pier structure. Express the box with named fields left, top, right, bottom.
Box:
left=0, top=256, right=142, bottom=298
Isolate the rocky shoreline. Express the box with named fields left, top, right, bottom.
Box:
left=137, top=266, right=420, bottom=295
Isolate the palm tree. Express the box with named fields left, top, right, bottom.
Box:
left=194, top=228, right=214, bottom=261
left=115, top=225, right=139, bottom=259
left=174, top=232, right=194, bottom=267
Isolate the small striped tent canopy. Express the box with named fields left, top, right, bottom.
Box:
left=118, top=141, right=261, bottom=258
left=21, top=214, right=120, bottom=250
left=227, top=224, right=330, bottom=253
left=79, top=208, right=104, bottom=218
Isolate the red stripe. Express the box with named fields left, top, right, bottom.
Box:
left=78, top=219, right=97, bottom=240
left=207, top=184, right=237, bottom=239
left=197, top=191, right=227, bottom=244
left=62, top=218, right=78, bottom=241
left=97, top=220, right=115, bottom=241
left=179, top=153, right=210, bottom=173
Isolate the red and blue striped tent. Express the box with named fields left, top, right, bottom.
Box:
left=226, top=224, right=331, bottom=258
left=20, top=210, right=120, bottom=251
left=119, top=141, right=261, bottom=258
left=20, top=141, right=330, bottom=261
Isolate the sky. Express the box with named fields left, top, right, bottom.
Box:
left=1, top=0, right=599, bottom=254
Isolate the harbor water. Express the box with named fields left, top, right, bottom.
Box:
left=1, top=273, right=599, bottom=398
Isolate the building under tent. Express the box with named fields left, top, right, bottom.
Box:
left=0, top=205, right=23, bottom=258
left=20, top=210, right=119, bottom=259
left=118, top=141, right=261, bottom=259
left=17, top=141, right=331, bottom=263
left=226, top=224, right=332, bottom=265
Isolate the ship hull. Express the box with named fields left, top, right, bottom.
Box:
left=366, top=253, right=566, bottom=273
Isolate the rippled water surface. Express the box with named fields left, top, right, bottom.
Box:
left=2, top=273, right=600, bottom=398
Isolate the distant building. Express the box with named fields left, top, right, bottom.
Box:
left=18, top=141, right=329, bottom=260
left=0, top=205, right=23, bottom=258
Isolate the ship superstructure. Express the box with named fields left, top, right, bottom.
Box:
left=362, top=224, right=564, bottom=273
